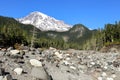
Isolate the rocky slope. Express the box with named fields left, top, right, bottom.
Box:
left=18, top=11, right=71, bottom=32
left=0, top=46, right=120, bottom=80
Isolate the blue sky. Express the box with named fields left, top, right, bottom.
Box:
left=0, top=0, right=120, bottom=29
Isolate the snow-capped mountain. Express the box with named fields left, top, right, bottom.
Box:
left=18, top=11, right=71, bottom=32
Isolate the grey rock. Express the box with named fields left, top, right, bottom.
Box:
left=0, top=76, right=3, bottom=80
left=14, top=68, right=23, bottom=75
left=0, top=68, right=5, bottom=76
left=30, top=59, right=42, bottom=67
left=31, top=67, right=49, bottom=80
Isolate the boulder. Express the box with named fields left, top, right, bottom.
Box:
left=14, top=68, right=23, bottom=75
left=31, top=67, right=48, bottom=80
left=30, top=59, right=42, bottom=67
left=10, top=50, right=20, bottom=55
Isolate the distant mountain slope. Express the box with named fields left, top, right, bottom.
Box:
left=18, top=11, right=71, bottom=32
left=0, top=15, right=94, bottom=49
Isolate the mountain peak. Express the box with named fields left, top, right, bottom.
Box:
left=18, top=11, right=71, bottom=32
left=29, top=11, right=48, bottom=19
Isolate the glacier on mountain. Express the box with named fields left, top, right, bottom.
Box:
left=18, top=11, right=71, bottom=32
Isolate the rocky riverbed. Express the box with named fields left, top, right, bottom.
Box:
left=0, top=47, right=120, bottom=80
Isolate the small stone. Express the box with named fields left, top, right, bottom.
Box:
left=101, top=72, right=107, bottom=77
left=103, top=66, right=108, bottom=70
left=54, top=52, right=63, bottom=59
left=35, top=49, right=41, bottom=54
left=111, top=74, right=116, bottom=78
left=106, top=77, right=113, bottom=80
left=1, top=49, right=6, bottom=52
left=70, top=66, right=76, bottom=70
left=66, top=57, right=70, bottom=60
left=113, top=61, right=119, bottom=67
left=30, top=59, right=42, bottom=67
left=63, top=60, right=70, bottom=65
left=97, top=77, right=102, bottom=80
left=90, top=62, right=95, bottom=65
left=30, top=47, right=35, bottom=51
left=14, top=68, right=23, bottom=75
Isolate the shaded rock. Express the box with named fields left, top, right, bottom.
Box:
left=30, top=59, right=42, bottom=67
left=14, top=68, right=23, bottom=75
left=3, top=74, right=12, bottom=80
left=31, top=67, right=48, bottom=80
left=0, top=68, right=5, bottom=76
left=113, top=61, right=120, bottom=67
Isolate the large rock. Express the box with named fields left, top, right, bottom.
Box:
left=10, top=50, right=20, bottom=55
left=30, top=59, right=42, bottom=67
left=31, top=67, right=48, bottom=80
left=44, top=62, right=93, bottom=80
left=14, top=68, right=23, bottom=75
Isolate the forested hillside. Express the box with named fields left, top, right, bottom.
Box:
left=83, top=22, right=120, bottom=50
left=0, top=16, right=94, bottom=49
left=0, top=16, right=119, bottom=50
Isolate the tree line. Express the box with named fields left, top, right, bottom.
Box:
left=83, top=22, right=120, bottom=50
